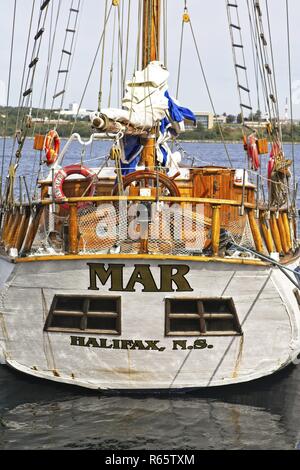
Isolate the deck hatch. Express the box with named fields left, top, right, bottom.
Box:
left=165, top=298, right=242, bottom=337
left=44, top=295, right=121, bottom=335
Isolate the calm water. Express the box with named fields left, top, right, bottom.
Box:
left=0, top=140, right=300, bottom=450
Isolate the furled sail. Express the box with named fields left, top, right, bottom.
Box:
left=91, top=61, right=195, bottom=174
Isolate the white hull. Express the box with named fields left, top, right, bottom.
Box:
left=0, top=256, right=299, bottom=390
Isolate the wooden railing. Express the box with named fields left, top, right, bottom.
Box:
left=0, top=195, right=296, bottom=259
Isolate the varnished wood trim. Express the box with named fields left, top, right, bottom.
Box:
left=15, top=253, right=269, bottom=266
left=41, top=196, right=249, bottom=206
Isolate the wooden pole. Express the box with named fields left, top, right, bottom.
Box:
left=21, top=205, right=44, bottom=255
left=141, top=0, right=161, bottom=170
left=6, top=210, right=22, bottom=249
left=259, top=213, right=275, bottom=254
left=277, top=213, right=289, bottom=254
left=211, top=205, right=221, bottom=256
left=282, top=212, right=292, bottom=251
left=270, top=214, right=283, bottom=254
left=1, top=212, right=13, bottom=245
left=69, top=204, right=79, bottom=255
left=13, top=209, right=31, bottom=252
left=248, top=209, right=264, bottom=254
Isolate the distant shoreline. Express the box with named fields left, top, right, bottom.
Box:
left=0, top=136, right=299, bottom=145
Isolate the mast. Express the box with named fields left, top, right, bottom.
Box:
left=142, top=0, right=161, bottom=68
left=141, top=0, right=161, bottom=168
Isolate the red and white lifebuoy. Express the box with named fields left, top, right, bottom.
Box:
left=53, top=164, right=97, bottom=210
left=44, top=130, right=60, bottom=166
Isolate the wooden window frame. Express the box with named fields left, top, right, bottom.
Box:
left=44, top=294, right=121, bottom=335
left=165, top=297, right=242, bottom=337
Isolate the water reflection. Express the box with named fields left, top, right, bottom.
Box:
left=0, top=364, right=299, bottom=449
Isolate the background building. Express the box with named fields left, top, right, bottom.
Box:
left=193, top=112, right=214, bottom=129
left=59, top=102, right=91, bottom=119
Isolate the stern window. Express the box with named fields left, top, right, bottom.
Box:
left=45, top=295, right=121, bottom=335
left=165, top=298, right=242, bottom=337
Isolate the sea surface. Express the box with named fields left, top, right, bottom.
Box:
left=0, top=139, right=300, bottom=450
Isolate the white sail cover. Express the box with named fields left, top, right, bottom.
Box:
left=98, top=61, right=170, bottom=129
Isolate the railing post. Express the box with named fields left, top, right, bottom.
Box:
left=69, top=204, right=79, bottom=255
left=211, top=205, right=221, bottom=256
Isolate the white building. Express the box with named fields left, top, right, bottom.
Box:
left=58, top=102, right=90, bottom=119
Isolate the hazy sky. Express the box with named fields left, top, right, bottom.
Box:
left=0, top=0, right=299, bottom=117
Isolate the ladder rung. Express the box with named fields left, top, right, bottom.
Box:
left=255, top=3, right=262, bottom=16
left=230, top=24, right=241, bottom=30
left=260, top=33, right=267, bottom=46
left=241, top=103, right=252, bottom=110
left=53, top=90, right=65, bottom=99
left=227, top=3, right=238, bottom=7
left=70, top=8, right=79, bottom=13
left=58, top=70, right=69, bottom=74
left=66, top=29, right=76, bottom=33
left=265, top=64, right=272, bottom=74
left=29, top=57, right=39, bottom=69
left=41, top=0, right=50, bottom=11
left=233, top=44, right=243, bottom=48
left=62, top=49, right=72, bottom=56
left=236, top=64, right=247, bottom=70
left=239, top=85, right=250, bottom=93
left=23, top=88, right=32, bottom=97
left=34, top=28, right=45, bottom=40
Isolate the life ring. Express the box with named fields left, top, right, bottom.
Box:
left=53, top=164, right=98, bottom=210
left=44, top=130, right=60, bottom=166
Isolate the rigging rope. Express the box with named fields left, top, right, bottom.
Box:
left=246, top=0, right=269, bottom=122
left=108, top=8, right=117, bottom=108
left=226, top=0, right=253, bottom=131
left=98, top=0, right=109, bottom=112
left=265, top=0, right=281, bottom=139
left=69, top=3, right=113, bottom=138
left=123, top=0, right=131, bottom=95
left=176, top=18, right=185, bottom=100
left=117, top=3, right=125, bottom=105
left=285, top=0, right=296, bottom=192
left=51, top=0, right=82, bottom=127
left=188, top=17, right=233, bottom=168
left=1, top=0, right=17, bottom=204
